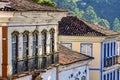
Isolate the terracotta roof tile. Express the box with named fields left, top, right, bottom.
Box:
left=58, top=44, right=94, bottom=65
left=0, top=0, right=68, bottom=12
left=59, top=16, right=119, bottom=36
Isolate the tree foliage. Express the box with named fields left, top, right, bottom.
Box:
left=32, top=0, right=56, bottom=7
left=112, top=18, right=120, bottom=32
left=98, top=19, right=110, bottom=29
left=82, top=6, right=98, bottom=23
left=52, top=0, right=120, bottom=32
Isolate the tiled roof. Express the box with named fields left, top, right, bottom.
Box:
left=58, top=44, right=93, bottom=65
left=59, top=16, right=119, bottom=36
left=0, top=0, right=68, bottom=12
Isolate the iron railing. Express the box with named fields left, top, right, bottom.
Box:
left=104, top=56, right=117, bottom=67
left=12, top=53, right=59, bottom=75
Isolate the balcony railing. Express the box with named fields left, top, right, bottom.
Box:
left=104, top=56, right=117, bottom=67
left=12, top=53, right=59, bottom=75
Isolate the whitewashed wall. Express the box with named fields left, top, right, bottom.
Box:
left=59, top=61, right=89, bottom=80
left=7, top=25, right=57, bottom=76
left=0, top=11, right=67, bottom=77
left=40, top=68, right=57, bottom=80
left=0, top=27, right=2, bottom=76
left=15, top=75, right=32, bottom=80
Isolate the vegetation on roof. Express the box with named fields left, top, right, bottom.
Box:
left=32, top=0, right=56, bottom=7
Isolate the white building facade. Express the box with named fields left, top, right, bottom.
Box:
left=0, top=0, right=68, bottom=79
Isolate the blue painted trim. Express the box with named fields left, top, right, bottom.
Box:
left=100, top=42, right=103, bottom=80
left=80, top=43, right=93, bottom=56
left=89, top=68, right=100, bottom=71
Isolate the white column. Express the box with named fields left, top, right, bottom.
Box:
left=54, top=25, right=58, bottom=52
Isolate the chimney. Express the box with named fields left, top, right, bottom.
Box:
left=0, top=0, right=10, bottom=8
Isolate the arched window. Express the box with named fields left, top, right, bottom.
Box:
left=33, top=31, right=39, bottom=69
left=12, top=31, right=19, bottom=74
left=41, top=30, right=47, bottom=54
left=33, top=32, right=38, bottom=55
left=50, top=28, right=55, bottom=53
left=23, top=31, right=29, bottom=71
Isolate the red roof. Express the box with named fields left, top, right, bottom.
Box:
left=58, top=44, right=94, bottom=65
left=59, top=16, right=119, bottom=36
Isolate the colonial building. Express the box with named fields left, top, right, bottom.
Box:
left=0, top=0, right=68, bottom=79
left=58, top=44, right=93, bottom=80
left=58, top=16, right=120, bottom=80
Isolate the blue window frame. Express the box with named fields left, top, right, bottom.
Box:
left=113, top=71, right=115, bottom=80
left=114, top=42, right=116, bottom=55
left=107, top=73, right=109, bottom=80
left=104, top=74, right=106, bottom=80
left=107, top=43, right=110, bottom=57
left=80, top=43, right=92, bottom=56
left=104, top=43, right=106, bottom=67
left=110, top=72, right=112, bottom=80
left=111, top=43, right=113, bottom=56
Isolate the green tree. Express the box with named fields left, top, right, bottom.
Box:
left=112, top=18, right=120, bottom=32
left=98, top=19, right=110, bottom=29
left=82, top=6, right=98, bottom=23
left=32, top=0, right=56, bottom=7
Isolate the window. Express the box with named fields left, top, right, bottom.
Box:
left=12, top=33, right=18, bottom=60
left=23, top=33, right=29, bottom=57
left=104, top=74, right=106, bottom=80
left=33, top=31, right=38, bottom=69
left=12, top=32, right=19, bottom=74
left=110, top=72, right=112, bottom=80
left=50, top=29, right=55, bottom=53
left=104, top=44, right=106, bottom=67
left=80, top=43, right=92, bottom=56
left=33, top=32, right=38, bottom=55
left=113, top=71, right=115, bottom=80
left=107, top=73, right=109, bottom=80
left=114, top=42, right=116, bottom=55
left=23, top=31, right=29, bottom=71
left=61, top=43, right=72, bottom=49
left=103, top=41, right=117, bottom=67
left=107, top=43, right=110, bottom=57
left=41, top=30, right=47, bottom=54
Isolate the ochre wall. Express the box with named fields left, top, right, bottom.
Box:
left=89, top=70, right=100, bottom=80
left=72, top=42, right=101, bottom=68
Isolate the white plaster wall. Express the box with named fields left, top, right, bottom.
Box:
left=15, top=75, right=32, bottom=80
left=8, top=25, right=57, bottom=75
left=40, top=68, right=56, bottom=80
left=4, top=11, right=67, bottom=76
left=59, top=65, right=89, bottom=80
left=0, top=27, right=2, bottom=76
left=7, top=25, right=58, bottom=76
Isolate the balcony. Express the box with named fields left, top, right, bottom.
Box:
left=12, top=53, right=59, bottom=75
left=104, top=56, right=117, bottom=67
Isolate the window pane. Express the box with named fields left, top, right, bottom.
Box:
left=81, top=43, right=92, bottom=56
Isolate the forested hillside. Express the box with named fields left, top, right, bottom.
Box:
left=33, top=0, right=120, bottom=32
left=52, top=0, right=120, bottom=32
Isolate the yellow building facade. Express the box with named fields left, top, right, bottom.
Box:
left=58, top=16, right=120, bottom=80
